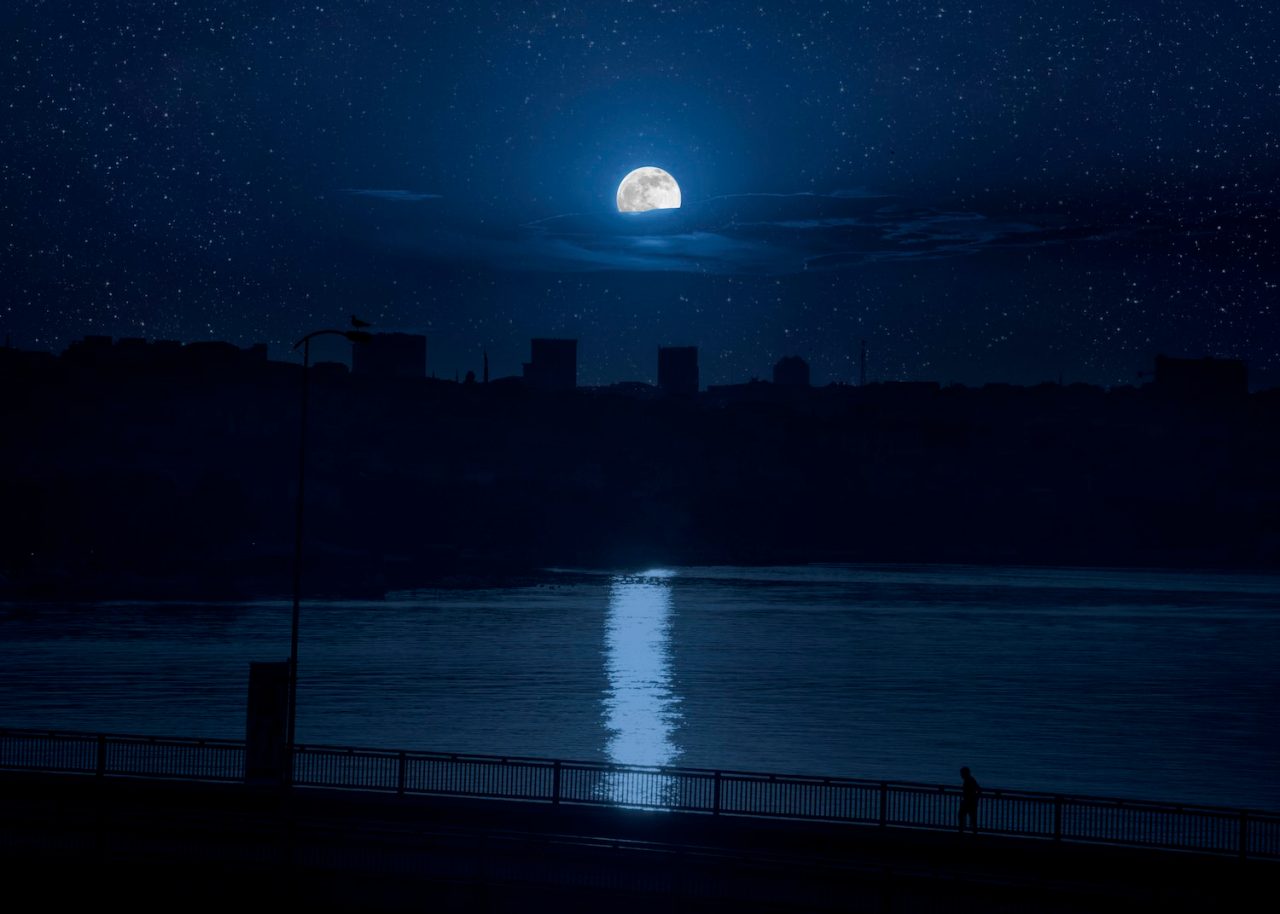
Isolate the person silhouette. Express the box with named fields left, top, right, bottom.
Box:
left=958, top=766, right=980, bottom=834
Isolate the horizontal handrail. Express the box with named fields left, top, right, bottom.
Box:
left=2, top=726, right=1277, bottom=860
left=278, top=737, right=1280, bottom=815
left=0, top=727, right=244, bottom=748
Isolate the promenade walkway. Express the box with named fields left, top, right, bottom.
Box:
left=2, top=728, right=1276, bottom=912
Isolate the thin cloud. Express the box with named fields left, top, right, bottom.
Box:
left=342, top=189, right=1088, bottom=274
left=341, top=188, right=443, bottom=202
left=514, top=194, right=1064, bottom=274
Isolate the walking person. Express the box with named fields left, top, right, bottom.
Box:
left=958, top=766, right=980, bottom=834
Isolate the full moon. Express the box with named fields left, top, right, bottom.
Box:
left=616, top=167, right=681, bottom=212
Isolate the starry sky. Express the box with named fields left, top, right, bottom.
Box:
left=3, top=1, right=1277, bottom=387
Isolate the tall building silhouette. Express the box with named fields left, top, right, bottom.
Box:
left=522, top=338, right=577, bottom=391
left=352, top=333, right=427, bottom=380
left=1154, top=355, right=1247, bottom=400
left=658, top=346, right=698, bottom=396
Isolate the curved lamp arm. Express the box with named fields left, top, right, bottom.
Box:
left=293, top=328, right=373, bottom=352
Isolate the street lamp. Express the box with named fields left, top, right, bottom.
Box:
left=286, top=323, right=372, bottom=785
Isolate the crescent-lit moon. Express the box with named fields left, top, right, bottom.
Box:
left=616, top=167, right=681, bottom=213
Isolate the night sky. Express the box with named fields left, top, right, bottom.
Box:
left=4, top=1, right=1276, bottom=387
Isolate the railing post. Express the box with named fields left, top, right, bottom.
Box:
left=552, top=759, right=561, bottom=805
left=713, top=770, right=722, bottom=816
left=878, top=782, right=888, bottom=827
left=95, top=734, right=107, bottom=778
left=1054, top=795, right=1063, bottom=842
left=1239, top=810, right=1248, bottom=860
left=397, top=751, right=407, bottom=796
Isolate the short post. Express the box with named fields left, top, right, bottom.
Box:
left=878, top=782, right=888, bottom=827
left=95, top=734, right=107, bottom=779
left=1239, top=810, right=1248, bottom=860
left=1053, top=795, right=1063, bottom=842
left=712, top=770, right=722, bottom=816
left=397, top=751, right=407, bottom=796
left=552, top=759, right=562, bottom=805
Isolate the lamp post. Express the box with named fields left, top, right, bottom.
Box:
left=287, top=324, right=372, bottom=785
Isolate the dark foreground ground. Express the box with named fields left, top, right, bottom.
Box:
left=0, top=772, right=1269, bottom=912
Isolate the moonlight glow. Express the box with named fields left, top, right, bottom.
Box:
left=616, top=167, right=681, bottom=212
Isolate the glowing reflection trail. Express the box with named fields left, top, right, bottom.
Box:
left=601, top=569, right=682, bottom=805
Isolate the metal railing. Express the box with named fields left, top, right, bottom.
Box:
left=2, top=726, right=1276, bottom=860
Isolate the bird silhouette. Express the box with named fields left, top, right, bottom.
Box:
left=350, top=315, right=372, bottom=329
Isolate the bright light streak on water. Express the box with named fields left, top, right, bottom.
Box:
left=602, top=569, right=682, bottom=772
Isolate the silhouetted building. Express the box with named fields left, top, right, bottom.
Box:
left=523, top=338, right=577, bottom=391
left=773, top=355, right=810, bottom=387
left=1154, top=355, right=1247, bottom=400
left=600, top=381, right=659, bottom=400
left=116, top=337, right=149, bottom=360
left=352, top=332, right=427, bottom=380
left=152, top=340, right=183, bottom=360
left=61, top=335, right=113, bottom=365
left=62, top=336, right=266, bottom=368
left=658, top=346, right=698, bottom=396
left=186, top=341, right=267, bottom=365
left=865, top=380, right=941, bottom=406
left=0, top=345, right=55, bottom=373
left=704, top=379, right=776, bottom=406
left=312, top=361, right=349, bottom=381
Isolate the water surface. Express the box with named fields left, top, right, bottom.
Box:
left=1, top=564, right=1276, bottom=809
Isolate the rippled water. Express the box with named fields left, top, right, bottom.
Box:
left=1, top=564, right=1277, bottom=809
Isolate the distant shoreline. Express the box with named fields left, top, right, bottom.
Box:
left=5, top=555, right=1278, bottom=603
